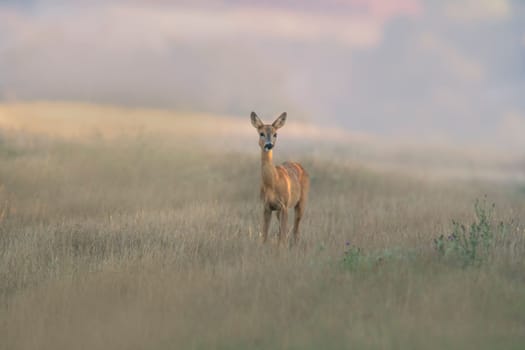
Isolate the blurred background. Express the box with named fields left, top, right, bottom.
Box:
left=0, top=0, right=524, bottom=153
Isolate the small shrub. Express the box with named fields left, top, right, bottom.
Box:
left=434, top=198, right=507, bottom=267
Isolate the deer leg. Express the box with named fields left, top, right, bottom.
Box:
left=277, top=208, right=288, bottom=245
left=262, top=207, right=272, bottom=243
left=292, top=202, right=304, bottom=246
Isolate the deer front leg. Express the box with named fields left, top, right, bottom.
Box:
left=277, top=208, right=288, bottom=245
left=262, top=207, right=272, bottom=243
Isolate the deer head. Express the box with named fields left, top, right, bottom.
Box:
left=250, top=112, right=287, bottom=152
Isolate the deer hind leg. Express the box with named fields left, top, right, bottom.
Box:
left=293, top=179, right=309, bottom=246
left=276, top=208, right=288, bottom=245
left=292, top=201, right=305, bottom=246
left=262, top=207, right=272, bottom=243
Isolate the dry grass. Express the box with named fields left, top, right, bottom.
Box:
left=1, top=104, right=525, bottom=349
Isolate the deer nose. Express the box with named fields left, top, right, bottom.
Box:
left=264, top=143, right=273, bottom=151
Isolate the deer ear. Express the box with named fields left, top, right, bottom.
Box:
left=272, top=112, right=287, bottom=129
left=250, top=112, right=263, bottom=129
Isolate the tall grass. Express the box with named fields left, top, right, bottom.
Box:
left=1, top=127, right=524, bottom=350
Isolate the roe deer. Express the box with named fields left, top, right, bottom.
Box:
left=250, top=112, right=310, bottom=246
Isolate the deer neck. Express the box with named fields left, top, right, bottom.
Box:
left=261, top=150, right=277, bottom=189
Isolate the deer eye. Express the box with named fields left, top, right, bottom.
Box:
left=274, top=133, right=277, bottom=138
left=259, top=133, right=264, bottom=137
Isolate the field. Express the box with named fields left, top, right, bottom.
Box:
left=1, top=103, right=525, bottom=349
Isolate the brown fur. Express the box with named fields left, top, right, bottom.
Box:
left=251, top=112, right=310, bottom=246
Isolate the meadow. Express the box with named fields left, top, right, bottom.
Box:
left=1, top=103, right=524, bottom=349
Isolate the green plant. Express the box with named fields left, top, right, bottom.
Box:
left=341, top=242, right=363, bottom=271
left=434, top=198, right=507, bottom=267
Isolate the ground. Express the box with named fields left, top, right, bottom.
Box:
left=1, top=103, right=524, bottom=349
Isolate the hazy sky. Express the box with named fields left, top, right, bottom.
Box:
left=1, top=0, right=524, bottom=150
